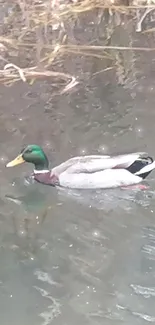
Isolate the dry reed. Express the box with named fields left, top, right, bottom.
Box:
left=0, top=0, right=155, bottom=89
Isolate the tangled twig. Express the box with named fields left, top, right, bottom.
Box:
left=2, top=63, right=78, bottom=93
left=136, top=7, right=155, bottom=32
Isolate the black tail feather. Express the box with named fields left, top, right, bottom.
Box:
left=127, top=156, right=153, bottom=179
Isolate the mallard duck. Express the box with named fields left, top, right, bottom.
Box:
left=6, top=145, right=155, bottom=189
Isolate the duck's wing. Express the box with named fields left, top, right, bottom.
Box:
left=53, top=152, right=148, bottom=175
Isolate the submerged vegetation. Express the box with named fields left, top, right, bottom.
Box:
left=0, top=0, right=155, bottom=92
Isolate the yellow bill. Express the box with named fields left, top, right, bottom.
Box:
left=6, top=154, right=25, bottom=167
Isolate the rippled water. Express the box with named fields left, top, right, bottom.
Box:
left=1, top=10, right=155, bottom=325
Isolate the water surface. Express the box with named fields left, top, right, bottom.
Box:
left=0, top=10, right=155, bottom=325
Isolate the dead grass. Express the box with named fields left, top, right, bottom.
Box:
left=0, top=0, right=155, bottom=89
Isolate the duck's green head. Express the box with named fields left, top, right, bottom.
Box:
left=6, top=145, right=49, bottom=170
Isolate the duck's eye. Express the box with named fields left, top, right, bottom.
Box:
left=26, top=148, right=32, bottom=154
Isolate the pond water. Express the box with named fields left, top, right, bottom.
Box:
left=0, top=9, right=155, bottom=325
